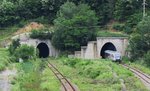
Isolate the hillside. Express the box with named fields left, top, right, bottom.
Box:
left=0, top=0, right=150, bottom=91
left=0, top=22, right=44, bottom=47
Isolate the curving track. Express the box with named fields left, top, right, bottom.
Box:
left=121, top=64, right=150, bottom=90
left=47, top=61, right=77, bottom=91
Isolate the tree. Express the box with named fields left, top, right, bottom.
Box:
left=129, top=16, right=150, bottom=60
left=41, top=0, right=66, bottom=22
left=80, top=0, right=116, bottom=24
left=52, top=2, right=98, bottom=52
left=0, top=0, right=20, bottom=27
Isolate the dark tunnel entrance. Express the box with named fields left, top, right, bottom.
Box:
left=37, top=43, right=49, bottom=58
left=100, top=42, right=117, bottom=58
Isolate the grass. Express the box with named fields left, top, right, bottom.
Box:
left=11, top=59, right=60, bottom=91
left=0, top=26, right=19, bottom=40
left=40, top=67, right=60, bottom=91
left=96, top=31, right=128, bottom=37
left=48, top=58, right=147, bottom=91
left=0, top=48, right=10, bottom=71
left=128, top=61, right=150, bottom=76
left=0, top=26, right=19, bottom=47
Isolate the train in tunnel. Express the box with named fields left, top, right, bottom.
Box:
left=104, top=50, right=121, bottom=62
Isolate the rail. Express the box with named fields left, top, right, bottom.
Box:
left=46, top=61, right=76, bottom=91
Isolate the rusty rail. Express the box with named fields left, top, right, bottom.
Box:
left=47, top=61, right=76, bottom=91
left=121, top=64, right=150, bottom=84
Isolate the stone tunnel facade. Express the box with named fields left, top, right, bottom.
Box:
left=12, top=33, right=128, bottom=59
left=12, top=33, right=59, bottom=57
left=75, top=37, right=128, bottom=59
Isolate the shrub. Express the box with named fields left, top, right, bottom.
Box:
left=30, top=16, right=50, bottom=24
left=12, top=61, right=42, bottom=91
left=112, top=23, right=124, bottom=31
left=62, top=58, right=80, bottom=67
left=123, top=26, right=132, bottom=34
left=96, top=31, right=128, bottom=37
left=14, top=44, right=35, bottom=61
left=86, top=67, right=100, bottom=79
left=30, top=29, right=53, bottom=40
left=0, top=63, right=5, bottom=71
left=144, top=51, right=150, bottom=66
left=8, top=39, right=20, bottom=55
left=79, top=66, right=101, bottom=79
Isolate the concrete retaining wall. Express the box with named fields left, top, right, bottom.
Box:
left=75, top=37, right=128, bottom=59
left=12, top=33, right=59, bottom=57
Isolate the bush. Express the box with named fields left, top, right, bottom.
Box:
left=62, top=58, right=80, bottom=67
left=84, top=67, right=100, bottom=79
left=30, top=29, right=53, bottom=40
left=123, top=26, right=132, bottom=34
left=14, top=44, right=35, bottom=61
left=29, top=16, right=50, bottom=24
left=8, top=39, right=20, bottom=55
left=144, top=51, right=150, bottom=66
left=96, top=31, right=128, bottom=37
left=0, top=63, right=5, bottom=71
left=112, top=23, right=124, bottom=31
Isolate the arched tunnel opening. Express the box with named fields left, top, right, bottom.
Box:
left=37, top=43, right=49, bottom=58
left=100, top=42, right=117, bottom=58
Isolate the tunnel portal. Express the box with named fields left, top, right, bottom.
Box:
left=100, top=42, right=117, bottom=58
left=37, top=43, right=49, bottom=58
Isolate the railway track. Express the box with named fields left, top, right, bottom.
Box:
left=47, top=61, right=77, bottom=91
left=121, top=64, right=150, bottom=89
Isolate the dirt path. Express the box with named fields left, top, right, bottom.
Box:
left=0, top=69, right=16, bottom=91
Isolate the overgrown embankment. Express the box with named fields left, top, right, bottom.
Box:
left=48, top=58, right=148, bottom=91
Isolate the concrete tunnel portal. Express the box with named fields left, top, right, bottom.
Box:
left=37, top=43, right=49, bottom=58
left=100, top=42, right=117, bottom=58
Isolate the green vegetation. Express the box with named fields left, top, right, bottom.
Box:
left=112, top=23, right=125, bottom=31
left=30, top=29, right=53, bottom=40
left=14, top=44, right=35, bottom=61
left=8, top=39, right=35, bottom=61
left=129, top=62, right=150, bottom=76
left=143, top=51, right=150, bottom=66
left=0, top=0, right=145, bottom=27
left=11, top=59, right=60, bottom=91
left=8, top=39, right=20, bottom=55
left=0, top=26, right=19, bottom=47
left=97, top=31, right=128, bottom=37
left=0, top=48, right=9, bottom=71
left=129, top=16, right=150, bottom=61
left=49, top=58, right=147, bottom=91
left=0, top=47, right=149, bottom=91
left=7, top=39, right=61, bottom=91
left=52, top=2, right=98, bottom=52
left=1, top=0, right=150, bottom=90
left=0, top=27, right=17, bottom=40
